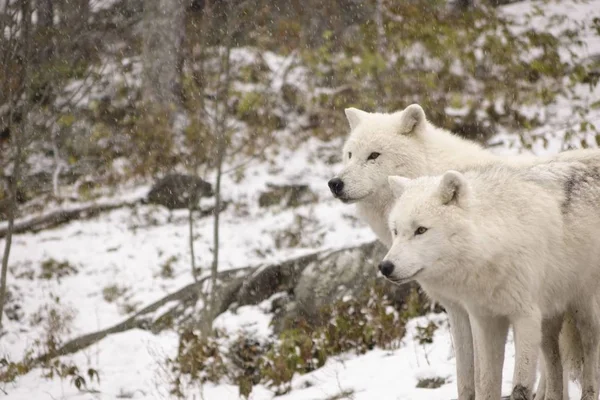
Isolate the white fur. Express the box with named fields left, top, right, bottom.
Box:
left=330, top=104, right=600, bottom=400
left=384, top=163, right=600, bottom=400
left=331, top=104, right=536, bottom=248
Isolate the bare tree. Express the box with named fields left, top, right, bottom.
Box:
left=1, top=0, right=102, bottom=201
left=207, top=10, right=233, bottom=337
left=0, top=0, right=32, bottom=330
left=187, top=0, right=212, bottom=284
left=182, top=0, right=244, bottom=336
left=0, top=0, right=101, bottom=327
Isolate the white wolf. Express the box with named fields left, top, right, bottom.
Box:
left=327, top=104, right=598, bottom=400
left=380, top=163, right=600, bottom=400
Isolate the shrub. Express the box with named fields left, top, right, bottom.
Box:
left=260, top=327, right=327, bottom=395
left=1, top=298, right=99, bottom=395
left=158, top=256, right=178, bottom=279
left=302, top=0, right=598, bottom=144
left=167, top=282, right=429, bottom=398
left=102, top=284, right=128, bottom=303
left=39, top=259, right=78, bottom=281
left=167, top=330, right=227, bottom=398
left=416, top=376, right=447, bottom=389
left=29, top=303, right=75, bottom=357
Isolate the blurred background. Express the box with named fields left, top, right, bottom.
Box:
left=0, top=0, right=599, bottom=399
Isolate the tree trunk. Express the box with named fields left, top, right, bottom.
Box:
left=37, top=0, right=53, bottom=30
left=207, top=52, right=229, bottom=334
left=374, top=0, right=386, bottom=55
left=205, top=0, right=234, bottom=336
left=0, top=135, right=23, bottom=329
left=0, top=0, right=31, bottom=331
left=35, top=0, right=54, bottom=63
left=142, top=0, right=187, bottom=108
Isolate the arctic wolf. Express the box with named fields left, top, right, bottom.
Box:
left=327, top=104, right=598, bottom=400
left=381, top=163, right=600, bottom=400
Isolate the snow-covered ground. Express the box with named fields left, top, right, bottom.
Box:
left=1, top=310, right=587, bottom=400
left=0, top=134, right=380, bottom=399
left=2, top=0, right=600, bottom=399
left=0, top=136, right=374, bottom=358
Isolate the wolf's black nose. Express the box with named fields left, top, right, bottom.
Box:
left=328, top=178, right=344, bottom=196
left=378, top=261, right=395, bottom=277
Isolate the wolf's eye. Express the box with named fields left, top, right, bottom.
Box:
left=367, top=152, right=380, bottom=161
left=414, top=226, right=428, bottom=236
left=392, top=228, right=398, bottom=236
left=348, top=152, right=352, bottom=159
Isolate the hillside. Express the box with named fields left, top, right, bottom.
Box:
left=1, top=0, right=600, bottom=399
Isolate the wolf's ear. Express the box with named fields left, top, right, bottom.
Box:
left=395, top=104, right=426, bottom=135
left=388, top=176, right=411, bottom=198
left=438, top=170, right=470, bottom=207
left=345, top=108, right=369, bottom=130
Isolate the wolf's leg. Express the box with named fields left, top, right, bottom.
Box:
left=573, top=302, right=600, bottom=400
left=446, top=301, right=476, bottom=400
left=536, top=360, right=546, bottom=400
left=511, top=308, right=542, bottom=400
left=536, top=358, right=567, bottom=400
left=471, top=314, right=509, bottom=400
left=539, top=314, right=564, bottom=400
left=563, top=365, right=569, bottom=400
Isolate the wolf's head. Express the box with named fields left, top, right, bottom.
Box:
left=328, top=104, right=430, bottom=203
left=378, top=171, right=474, bottom=285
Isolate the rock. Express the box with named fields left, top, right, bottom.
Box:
left=270, top=294, right=298, bottom=335
left=258, top=183, right=317, bottom=209
left=236, top=251, right=322, bottom=307
left=293, top=241, right=417, bottom=325
left=229, top=241, right=420, bottom=333
left=146, top=174, right=213, bottom=210
left=294, top=241, right=382, bottom=321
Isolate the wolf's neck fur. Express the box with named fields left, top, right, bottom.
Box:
left=356, top=183, right=396, bottom=248
left=357, top=123, right=503, bottom=248
left=420, top=123, right=502, bottom=175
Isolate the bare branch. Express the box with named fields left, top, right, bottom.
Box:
left=189, top=206, right=197, bottom=282
left=0, top=200, right=138, bottom=238
left=32, top=244, right=335, bottom=363
left=34, top=266, right=251, bottom=364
